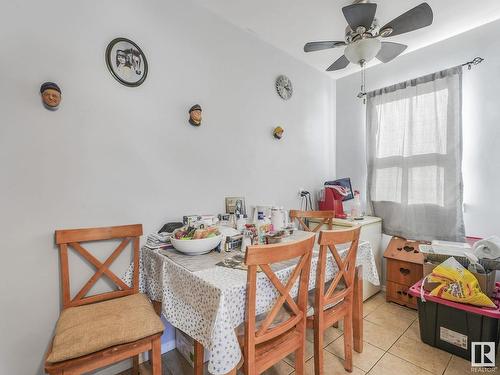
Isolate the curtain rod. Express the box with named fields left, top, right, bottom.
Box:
left=461, top=57, right=484, bottom=70
left=358, top=56, right=485, bottom=102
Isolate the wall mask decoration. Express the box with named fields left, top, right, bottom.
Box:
left=40, top=82, right=62, bottom=110
left=273, top=126, right=284, bottom=140
left=188, top=104, right=202, bottom=126
left=105, top=38, right=148, bottom=87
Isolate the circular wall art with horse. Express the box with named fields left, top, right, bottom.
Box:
left=105, top=38, right=148, bottom=87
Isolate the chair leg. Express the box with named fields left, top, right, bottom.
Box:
left=313, top=318, right=323, bottom=375
left=151, top=336, right=162, bottom=375
left=149, top=300, right=162, bottom=369
left=295, top=344, right=305, bottom=375
left=132, top=355, right=140, bottom=375
left=194, top=340, right=204, bottom=375
left=353, top=266, right=363, bottom=353
left=343, top=311, right=353, bottom=373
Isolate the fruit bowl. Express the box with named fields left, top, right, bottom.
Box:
left=170, top=234, right=223, bottom=255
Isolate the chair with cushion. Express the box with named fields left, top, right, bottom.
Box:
left=240, top=233, right=315, bottom=375
left=289, top=210, right=335, bottom=233
left=307, top=227, right=361, bottom=375
left=44, top=224, right=164, bottom=375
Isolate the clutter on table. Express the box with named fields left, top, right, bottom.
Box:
left=145, top=232, right=172, bottom=250
left=152, top=202, right=296, bottom=256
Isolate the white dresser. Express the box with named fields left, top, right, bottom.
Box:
left=309, top=216, right=382, bottom=300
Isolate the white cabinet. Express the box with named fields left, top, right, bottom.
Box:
left=310, top=216, right=382, bottom=301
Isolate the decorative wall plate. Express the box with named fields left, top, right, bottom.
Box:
left=105, top=38, right=148, bottom=87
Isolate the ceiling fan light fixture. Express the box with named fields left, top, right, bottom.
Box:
left=345, top=38, right=381, bottom=65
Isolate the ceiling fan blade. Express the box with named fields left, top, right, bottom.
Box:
left=342, top=3, right=377, bottom=31
left=376, top=42, right=408, bottom=63
left=304, top=41, right=346, bottom=53
left=381, top=3, right=433, bottom=37
left=326, top=55, right=350, bottom=71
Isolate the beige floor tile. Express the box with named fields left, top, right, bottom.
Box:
left=389, top=335, right=451, bottom=375
left=368, top=353, right=434, bottom=375
left=304, top=349, right=365, bottom=375
left=363, top=319, right=402, bottom=351
left=324, top=335, right=385, bottom=372
left=305, top=326, right=343, bottom=346
left=283, top=339, right=315, bottom=366
left=403, top=319, right=420, bottom=341
left=369, top=300, right=417, bottom=320
left=364, top=302, right=416, bottom=333
left=236, top=360, right=294, bottom=375
left=443, top=355, right=473, bottom=375
left=363, top=292, right=386, bottom=317
left=261, top=360, right=295, bottom=375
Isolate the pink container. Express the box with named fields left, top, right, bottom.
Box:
left=408, top=279, right=500, bottom=319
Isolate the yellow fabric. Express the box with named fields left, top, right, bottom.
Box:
left=427, top=258, right=495, bottom=308
left=47, top=293, right=164, bottom=363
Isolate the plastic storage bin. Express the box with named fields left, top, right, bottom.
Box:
left=408, top=279, right=500, bottom=360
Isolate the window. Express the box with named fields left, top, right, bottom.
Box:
left=366, top=67, right=465, bottom=241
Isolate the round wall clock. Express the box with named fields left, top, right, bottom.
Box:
left=105, top=37, right=148, bottom=87
left=276, top=75, right=293, bottom=100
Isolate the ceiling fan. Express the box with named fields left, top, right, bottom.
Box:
left=304, top=1, right=434, bottom=71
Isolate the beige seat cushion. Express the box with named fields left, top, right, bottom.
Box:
left=47, top=293, right=164, bottom=363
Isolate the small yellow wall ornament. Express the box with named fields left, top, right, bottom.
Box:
left=273, top=126, right=284, bottom=140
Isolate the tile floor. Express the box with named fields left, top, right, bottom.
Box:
left=120, top=292, right=499, bottom=375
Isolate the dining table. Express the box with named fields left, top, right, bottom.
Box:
left=122, top=230, right=380, bottom=375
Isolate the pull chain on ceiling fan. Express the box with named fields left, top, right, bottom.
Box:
left=304, top=1, right=434, bottom=100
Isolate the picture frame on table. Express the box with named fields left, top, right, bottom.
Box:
left=225, top=197, right=246, bottom=216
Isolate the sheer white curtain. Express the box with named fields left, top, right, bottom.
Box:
left=366, top=67, right=465, bottom=242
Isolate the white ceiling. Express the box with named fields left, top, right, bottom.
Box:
left=192, top=0, right=500, bottom=78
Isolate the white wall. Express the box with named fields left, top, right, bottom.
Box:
left=0, top=1, right=336, bottom=374
left=336, top=19, right=500, bottom=238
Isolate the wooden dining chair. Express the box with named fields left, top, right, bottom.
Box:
left=289, top=210, right=335, bottom=233
left=240, top=233, right=315, bottom=375
left=307, top=227, right=361, bottom=375
left=44, top=224, right=164, bottom=375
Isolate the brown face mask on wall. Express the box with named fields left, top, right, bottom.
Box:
left=40, top=82, right=62, bottom=110
left=188, top=104, right=202, bottom=126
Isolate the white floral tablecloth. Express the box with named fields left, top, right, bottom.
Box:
left=123, top=232, right=380, bottom=375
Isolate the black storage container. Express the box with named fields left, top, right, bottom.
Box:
left=417, top=296, right=500, bottom=360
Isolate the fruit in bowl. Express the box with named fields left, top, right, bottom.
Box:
left=174, top=226, right=220, bottom=240
left=171, top=226, right=222, bottom=255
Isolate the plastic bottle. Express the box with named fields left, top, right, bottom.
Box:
left=236, top=214, right=247, bottom=232
left=257, top=211, right=267, bottom=244
left=351, top=190, right=362, bottom=219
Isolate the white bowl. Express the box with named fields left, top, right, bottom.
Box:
left=170, top=234, right=223, bottom=255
